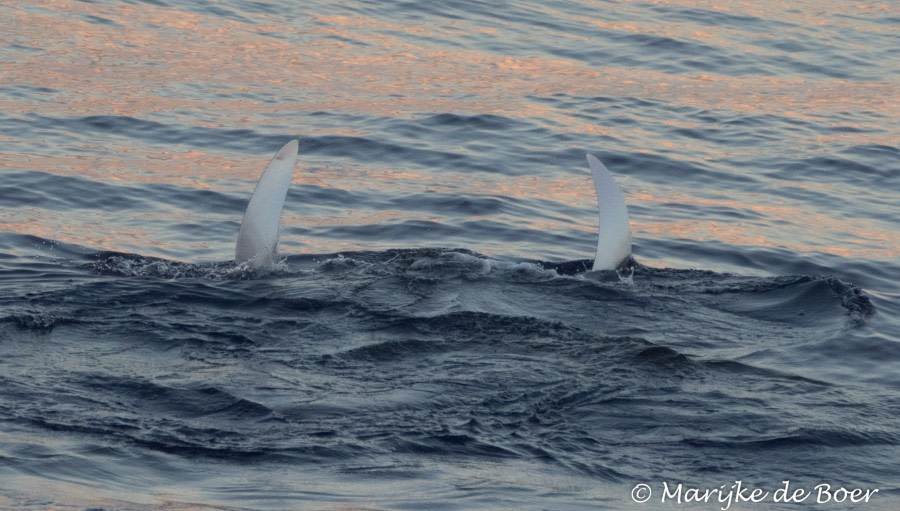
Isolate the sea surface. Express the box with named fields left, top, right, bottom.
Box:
left=1, top=1, right=898, bottom=510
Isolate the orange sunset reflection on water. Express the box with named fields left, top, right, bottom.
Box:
left=1, top=0, right=897, bottom=263
left=4, top=0, right=894, bottom=122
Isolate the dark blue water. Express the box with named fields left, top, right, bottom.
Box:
left=1, top=1, right=898, bottom=509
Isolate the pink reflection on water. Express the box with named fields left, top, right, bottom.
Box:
left=1, top=0, right=895, bottom=262
left=3, top=0, right=894, bottom=124
left=632, top=190, right=899, bottom=260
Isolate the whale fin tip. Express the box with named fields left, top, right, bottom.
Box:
left=275, top=139, right=299, bottom=161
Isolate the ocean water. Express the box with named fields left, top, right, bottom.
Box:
left=1, top=1, right=898, bottom=510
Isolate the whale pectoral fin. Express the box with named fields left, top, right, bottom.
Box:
left=586, top=154, right=631, bottom=271
left=235, top=139, right=299, bottom=268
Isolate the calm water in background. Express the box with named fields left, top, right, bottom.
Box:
left=0, top=1, right=898, bottom=509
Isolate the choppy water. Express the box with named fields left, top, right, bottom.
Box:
left=1, top=1, right=898, bottom=510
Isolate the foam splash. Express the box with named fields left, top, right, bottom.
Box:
left=86, top=253, right=287, bottom=280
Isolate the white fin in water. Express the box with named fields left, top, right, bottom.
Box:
left=235, top=139, right=299, bottom=269
left=586, top=153, right=632, bottom=271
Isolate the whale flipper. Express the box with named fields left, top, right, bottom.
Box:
left=235, top=139, right=299, bottom=269
left=587, top=154, right=631, bottom=271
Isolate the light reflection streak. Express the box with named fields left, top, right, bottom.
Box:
left=0, top=0, right=895, bottom=262
left=2, top=0, right=894, bottom=125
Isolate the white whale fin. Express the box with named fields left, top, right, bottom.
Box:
left=586, top=153, right=632, bottom=271
left=235, top=139, right=299, bottom=269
